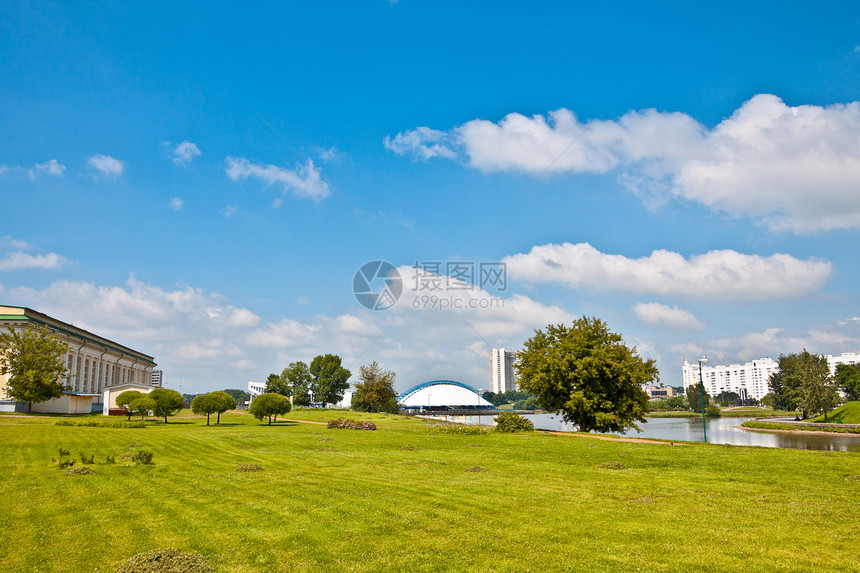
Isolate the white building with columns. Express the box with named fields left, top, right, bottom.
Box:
left=0, top=305, right=157, bottom=414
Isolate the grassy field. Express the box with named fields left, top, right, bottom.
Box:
left=814, top=401, right=860, bottom=424
left=1, top=410, right=859, bottom=573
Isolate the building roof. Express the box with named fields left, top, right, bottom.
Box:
left=399, top=380, right=494, bottom=408
left=0, top=305, right=155, bottom=363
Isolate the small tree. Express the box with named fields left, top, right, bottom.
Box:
left=283, top=361, right=312, bottom=406
left=148, top=388, right=184, bottom=423
left=351, top=361, right=399, bottom=413
left=128, top=397, right=156, bottom=421
left=191, top=393, right=216, bottom=426
left=222, top=388, right=251, bottom=405
left=210, top=391, right=236, bottom=424
left=0, top=325, right=69, bottom=412
left=265, top=372, right=291, bottom=397
left=686, top=383, right=710, bottom=413
left=517, top=318, right=656, bottom=433
left=115, top=390, right=145, bottom=421
left=835, top=363, right=860, bottom=402
left=309, top=354, right=351, bottom=407
left=249, top=392, right=292, bottom=425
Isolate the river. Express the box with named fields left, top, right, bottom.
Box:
left=427, top=412, right=860, bottom=452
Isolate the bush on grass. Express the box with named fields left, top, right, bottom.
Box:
left=327, top=418, right=377, bottom=430
left=427, top=423, right=491, bottom=435
left=115, top=548, right=213, bottom=573
left=52, top=448, right=75, bottom=468
left=79, top=452, right=95, bottom=464
left=65, top=466, right=94, bottom=476
left=705, top=404, right=722, bottom=418
left=494, top=411, right=534, bottom=433
left=131, top=450, right=154, bottom=465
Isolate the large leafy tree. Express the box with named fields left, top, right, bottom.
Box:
left=0, top=326, right=69, bottom=412
left=516, top=318, right=657, bottom=433
left=115, top=390, right=145, bottom=421
left=770, top=350, right=840, bottom=419
left=309, top=354, right=351, bottom=407
left=148, top=388, right=184, bottom=423
left=351, top=361, right=399, bottom=413
left=249, top=392, right=291, bottom=425
left=283, top=361, right=312, bottom=406
left=834, top=363, right=860, bottom=402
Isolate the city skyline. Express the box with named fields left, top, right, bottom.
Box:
left=3, top=2, right=860, bottom=393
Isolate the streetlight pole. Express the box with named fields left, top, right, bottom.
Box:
left=698, top=357, right=708, bottom=442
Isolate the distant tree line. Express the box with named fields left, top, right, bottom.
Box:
left=481, top=390, right=538, bottom=410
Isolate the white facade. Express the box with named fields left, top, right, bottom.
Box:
left=682, top=358, right=777, bottom=401
left=489, top=348, right=519, bottom=394
left=682, top=352, right=859, bottom=401
left=151, top=369, right=163, bottom=387
left=248, top=380, right=266, bottom=398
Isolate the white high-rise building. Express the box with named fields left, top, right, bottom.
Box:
left=490, top=348, right=519, bottom=394
left=683, top=358, right=777, bottom=401
left=682, top=352, right=860, bottom=401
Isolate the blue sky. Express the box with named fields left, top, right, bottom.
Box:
left=2, top=1, right=860, bottom=394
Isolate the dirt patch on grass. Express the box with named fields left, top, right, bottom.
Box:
left=465, top=466, right=488, bottom=472
left=115, top=548, right=213, bottom=573
left=596, top=461, right=627, bottom=470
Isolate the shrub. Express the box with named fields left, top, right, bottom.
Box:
left=705, top=404, right=722, bottom=418
left=427, top=423, right=491, bottom=435
left=327, top=418, right=377, bottom=430
left=79, top=452, right=95, bottom=465
left=494, top=411, right=534, bottom=433
left=52, top=448, right=75, bottom=468
left=236, top=463, right=264, bottom=472
left=104, top=455, right=115, bottom=464
left=115, top=548, right=213, bottom=573
left=65, top=466, right=95, bottom=476
left=131, top=450, right=154, bottom=465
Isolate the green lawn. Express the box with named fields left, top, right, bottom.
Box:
left=814, top=401, right=860, bottom=424
left=1, top=410, right=858, bottom=572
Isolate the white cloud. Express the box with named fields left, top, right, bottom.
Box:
left=29, top=159, right=66, bottom=179
left=383, top=126, right=460, bottom=160
left=222, top=205, right=237, bottom=218
left=0, top=238, right=66, bottom=271
left=0, top=252, right=66, bottom=271
left=172, top=141, right=201, bottom=166
left=387, top=95, right=860, bottom=233
left=225, top=156, right=330, bottom=201
left=503, top=242, right=832, bottom=300
left=633, top=302, right=704, bottom=330
left=87, top=154, right=124, bottom=178
left=169, top=197, right=184, bottom=211
left=0, top=159, right=66, bottom=179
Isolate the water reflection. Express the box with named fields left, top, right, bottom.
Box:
left=428, top=413, right=860, bottom=452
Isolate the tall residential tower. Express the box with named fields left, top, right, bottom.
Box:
left=490, top=348, right=519, bottom=394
